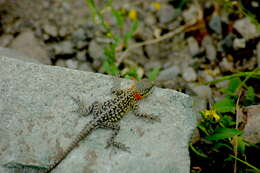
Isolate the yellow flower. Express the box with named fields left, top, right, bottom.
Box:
left=202, top=109, right=221, bottom=121
left=106, top=32, right=113, bottom=38
left=128, top=9, right=138, bottom=20
left=152, top=2, right=161, bottom=10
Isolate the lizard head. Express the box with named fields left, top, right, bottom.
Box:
left=132, top=79, right=154, bottom=100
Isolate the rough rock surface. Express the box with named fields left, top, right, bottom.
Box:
left=0, top=56, right=196, bottom=173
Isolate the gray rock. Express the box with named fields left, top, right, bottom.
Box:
left=0, top=34, right=13, bottom=47
left=88, top=39, right=105, bottom=59
left=9, top=31, right=51, bottom=64
left=66, top=59, right=78, bottom=69
left=0, top=56, right=195, bottom=173
left=0, top=47, right=41, bottom=64
left=76, top=51, right=86, bottom=61
left=215, top=80, right=229, bottom=89
left=188, top=84, right=212, bottom=100
left=187, top=37, right=200, bottom=56
left=202, top=36, right=216, bottom=62
left=53, top=41, right=74, bottom=55
left=256, top=41, right=260, bottom=66
left=55, top=59, right=66, bottom=67
left=192, top=96, right=207, bottom=113
left=182, top=67, right=197, bottom=82
left=157, top=66, right=180, bottom=81
left=182, top=5, right=198, bottom=24
left=145, top=14, right=156, bottom=26
left=242, top=105, right=260, bottom=144
left=144, top=44, right=160, bottom=60
left=43, top=24, right=58, bottom=37
left=197, top=70, right=214, bottom=82
left=220, top=33, right=235, bottom=52
left=209, top=15, right=222, bottom=34
left=59, top=27, right=68, bottom=37
left=78, top=62, right=93, bottom=72
left=72, top=28, right=86, bottom=41
left=144, top=61, right=162, bottom=71
left=233, top=17, right=260, bottom=40
left=76, top=40, right=88, bottom=50
left=233, top=38, right=246, bottom=50
left=219, top=58, right=233, bottom=72
left=157, top=5, right=179, bottom=24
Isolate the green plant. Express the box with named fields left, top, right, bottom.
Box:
left=190, top=67, right=260, bottom=172
left=86, top=0, right=139, bottom=76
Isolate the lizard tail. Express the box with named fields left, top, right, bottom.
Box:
left=43, top=120, right=98, bottom=173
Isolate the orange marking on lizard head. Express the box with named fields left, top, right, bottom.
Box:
left=132, top=92, right=143, bottom=100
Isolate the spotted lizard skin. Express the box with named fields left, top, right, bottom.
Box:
left=43, top=79, right=160, bottom=173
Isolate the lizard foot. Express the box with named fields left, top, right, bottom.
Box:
left=105, top=141, right=130, bottom=152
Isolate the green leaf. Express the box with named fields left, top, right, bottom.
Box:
left=205, top=128, right=242, bottom=141
left=123, top=20, right=139, bottom=44
left=111, top=9, right=124, bottom=27
left=213, top=97, right=235, bottom=113
left=213, top=142, right=233, bottom=151
left=245, top=86, right=255, bottom=102
left=148, top=67, right=161, bottom=81
left=237, top=136, right=246, bottom=156
left=189, top=143, right=208, bottom=158
left=227, top=78, right=241, bottom=94
left=219, top=115, right=236, bottom=127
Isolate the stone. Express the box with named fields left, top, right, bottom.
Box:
left=187, top=37, right=200, bottom=56
left=182, top=67, right=197, bottom=82
left=202, top=36, right=216, bottom=62
left=53, top=41, right=74, bottom=55
left=157, top=5, right=179, bottom=24
left=65, top=59, right=78, bottom=69
left=88, top=39, right=105, bottom=59
left=220, top=33, right=235, bottom=52
left=157, top=66, right=180, bottom=81
left=188, top=84, right=212, bottom=100
left=0, top=47, right=40, bottom=64
left=197, top=70, right=214, bottom=82
left=219, top=57, right=234, bottom=72
left=0, top=56, right=195, bottom=173
left=76, top=51, right=86, bottom=61
left=145, top=14, right=156, bottom=26
left=78, top=62, right=93, bottom=72
left=55, top=59, right=66, bottom=67
left=144, top=61, right=162, bottom=71
left=233, top=17, right=260, bottom=40
left=242, top=105, right=260, bottom=144
left=9, top=31, right=51, bottom=64
left=182, top=5, right=199, bottom=24
left=209, top=15, right=222, bottom=34
left=43, top=24, right=58, bottom=37
left=219, top=58, right=234, bottom=72
left=72, top=28, right=86, bottom=41
left=144, top=44, right=160, bottom=60
left=233, top=38, right=246, bottom=50
left=0, top=34, right=13, bottom=47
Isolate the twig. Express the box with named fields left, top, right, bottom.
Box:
left=116, top=24, right=190, bottom=66
left=233, top=91, right=242, bottom=173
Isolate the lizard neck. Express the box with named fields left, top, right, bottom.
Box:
left=132, top=91, right=143, bottom=100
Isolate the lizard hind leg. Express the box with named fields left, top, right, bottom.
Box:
left=71, top=95, right=100, bottom=117
left=99, top=122, right=130, bottom=152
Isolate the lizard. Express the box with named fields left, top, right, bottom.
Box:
left=4, top=79, right=160, bottom=173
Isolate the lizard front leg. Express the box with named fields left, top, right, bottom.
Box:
left=99, top=122, right=130, bottom=152
left=132, top=104, right=161, bottom=122
left=111, top=88, right=125, bottom=96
